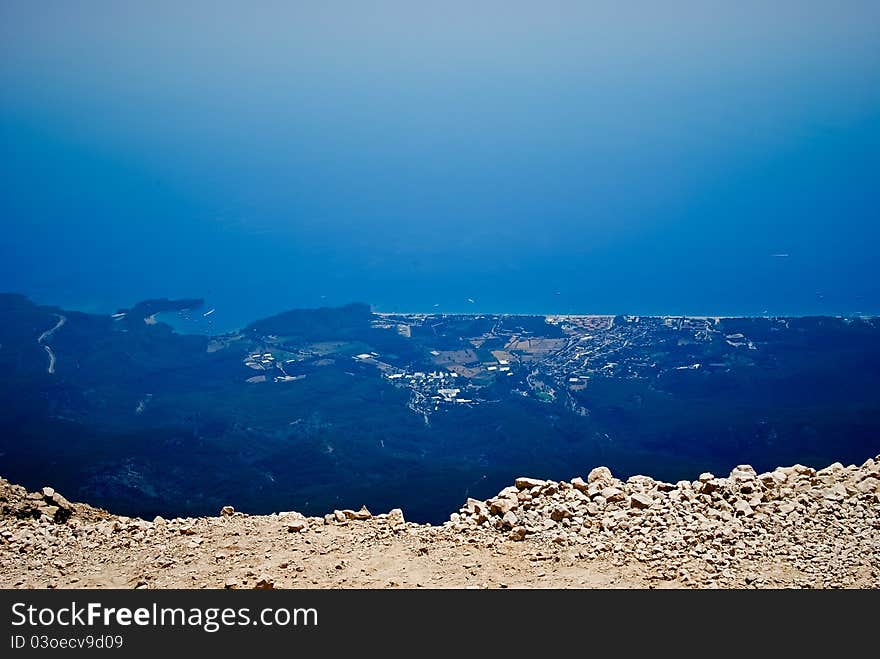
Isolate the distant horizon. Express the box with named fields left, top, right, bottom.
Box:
left=8, top=290, right=877, bottom=338
left=2, top=2, right=878, bottom=335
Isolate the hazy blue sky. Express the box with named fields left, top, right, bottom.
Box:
left=2, top=1, right=879, bottom=328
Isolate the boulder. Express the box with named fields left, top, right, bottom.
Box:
left=220, top=506, right=235, bottom=517
left=816, top=462, right=844, bottom=478
left=856, top=477, right=879, bottom=494
left=47, top=490, right=73, bottom=509
left=823, top=484, right=847, bottom=501
left=464, top=498, right=486, bottom=514
left=387, top=508, right=405, bottom=527
left=771, top=469, right=789, bottom=484
left=341, top=507, right=372, bottom=520
left=587, top=466, right=613, bottom=485
left=489, top=497, right=518, bottom=515
left=501, top=511, right=518, bottom=528
left=699, top=479, right=725, bottom=495
left=778, top=502, right=797, bottom=515
left=734, top=500, right=754, bottom=517
left=627, top=475, right=656, bottom=490
left=729, top=465, right=757, bottom=481
left=550, top=506, right=572, bottom=521
left=463, top=499, right=489, bottom=524
left=758, top=472, right=777, bottom=486
left=515, top=477, right=546, bottom=490
left=570, top=477, right=589, bottom=493
left=601, top=487, right=625, bottom=503
left=629, top=493, right=654, bottom=509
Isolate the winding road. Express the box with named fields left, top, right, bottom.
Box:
left=37, top=314, right=66, bottom=374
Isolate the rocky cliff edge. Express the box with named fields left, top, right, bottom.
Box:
left=2, top=456, right=878, bottom=589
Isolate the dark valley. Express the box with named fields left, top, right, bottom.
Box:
left=1, top=293, right=878, bottom=523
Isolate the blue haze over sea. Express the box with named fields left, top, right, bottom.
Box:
left=2, top=2, right=879, bottom=332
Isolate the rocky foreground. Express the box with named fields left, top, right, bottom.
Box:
left=2, top=456, right=879, bottom=589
